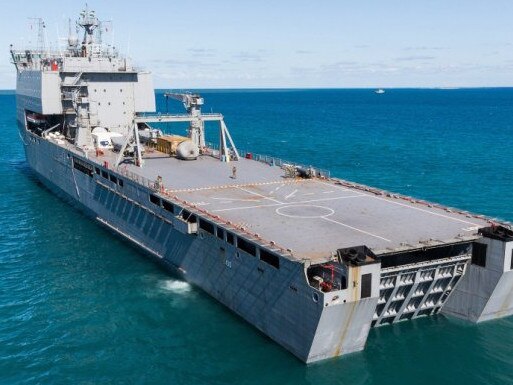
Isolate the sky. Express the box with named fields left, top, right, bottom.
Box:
left=1, top=0, right=513, bottom=89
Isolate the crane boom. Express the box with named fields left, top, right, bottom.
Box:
left=160, top=91, right=239, bottom=162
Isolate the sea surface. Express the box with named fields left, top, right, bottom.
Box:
left=1, top=89, right=512, bottom=385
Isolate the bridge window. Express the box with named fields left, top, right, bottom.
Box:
left=260, top=249, right=280, bottom=269
left=109, top=174, right=117, bottom=184
left=118, top=179, right=124, bottom=187
left=226, top=232, right=234, bottom=245
left=101, top=170, right=108, bottom=179
left=471, top=243, right=487, bottom=267
left=216, top=227, right=225, bottom=240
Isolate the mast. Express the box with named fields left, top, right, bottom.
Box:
left=77, top=5, right=99, bottom=57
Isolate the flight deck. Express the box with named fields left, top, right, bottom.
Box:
left=94, top=149, right=492, bottom=262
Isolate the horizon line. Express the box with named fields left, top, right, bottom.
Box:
left=3, top=86, right=513, bottom=92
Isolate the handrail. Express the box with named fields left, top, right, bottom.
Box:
left=205, top=141, right=331, bottom=179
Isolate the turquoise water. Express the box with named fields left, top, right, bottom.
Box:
left=1, top=89, right=512, bottom=384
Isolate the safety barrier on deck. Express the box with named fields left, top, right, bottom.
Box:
left=205, top=142, right=331, bottom=179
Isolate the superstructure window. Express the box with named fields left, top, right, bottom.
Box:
left=199, top=219, right=214, bottom=234
left=471, top=243, right=487, bottom=267
left=118, top=179, right=124, bottom=187
left=149, top=194, right=161, bottom=206
left=109, top=174, right=117, bottom=184
left=95, top=167, right=100, bottom=175
left=72, top=157, right=93, bottom=177
left=226, top=232, right=234, bottom=245
left=260, top=249, right=280, bottom=269
left=101, top=170, right=108, bottom=179
left=181, top=210, right=196, bottom=223
left=237, top=237, right=256, bottom=256
left=216, top=227, right=225, bottom=240
left=162, top=200, right=174, bottom=213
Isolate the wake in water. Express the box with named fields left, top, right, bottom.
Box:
left=158, top=279, right=192, bottom=294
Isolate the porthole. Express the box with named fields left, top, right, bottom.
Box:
left=312, top=292, right=319, bottom=303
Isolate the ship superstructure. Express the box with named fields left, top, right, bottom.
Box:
left=11, top=8, right=513, bottom=363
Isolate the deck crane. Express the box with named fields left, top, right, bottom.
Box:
left=161, top=92, right=240, bottom=162
left=164, top=92, right=206, bottom=148
left=117, top=92, right=240, bottom=168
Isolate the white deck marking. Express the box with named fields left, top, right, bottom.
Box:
left=462, top=226, right=479, bottom=232
left=236, top=186, right=283, bottom=204
left=322, top=217, right=392, bottom=242
left=270, top=184, right=285, bottom=194
left=212, top=196, right=263, bottom=203
left=285, top=189, right=298, bottom=200
left=276, top=205, right=335, bottom=219
left=212, top=194, right=365, bottom=212
left=323, top=190, right=335, bottom=194
left=364, top=195, right=481, bottom=226
left=303, top=192, right=315, bottom=196
left=318, top=180, right=481, bottom=227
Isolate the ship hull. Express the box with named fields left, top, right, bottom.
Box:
left=17, top=121, right=374, bottom=363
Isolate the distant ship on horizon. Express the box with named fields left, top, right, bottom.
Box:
left=375, top=88, right=385, bottom=94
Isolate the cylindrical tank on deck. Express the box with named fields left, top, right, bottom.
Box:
left=176, top=140, right=199, bottom=160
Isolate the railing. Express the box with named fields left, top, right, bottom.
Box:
left=205, top=142, right=331, bottom=179
left=117, top=166, right=157, bottom=190
left=113, top=160, right=295, bottom=258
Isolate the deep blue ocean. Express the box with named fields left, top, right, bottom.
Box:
left=1, top=89, right=512, bottom=384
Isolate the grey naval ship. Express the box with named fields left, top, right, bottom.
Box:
left=10, top=8, right=513, bottom=363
